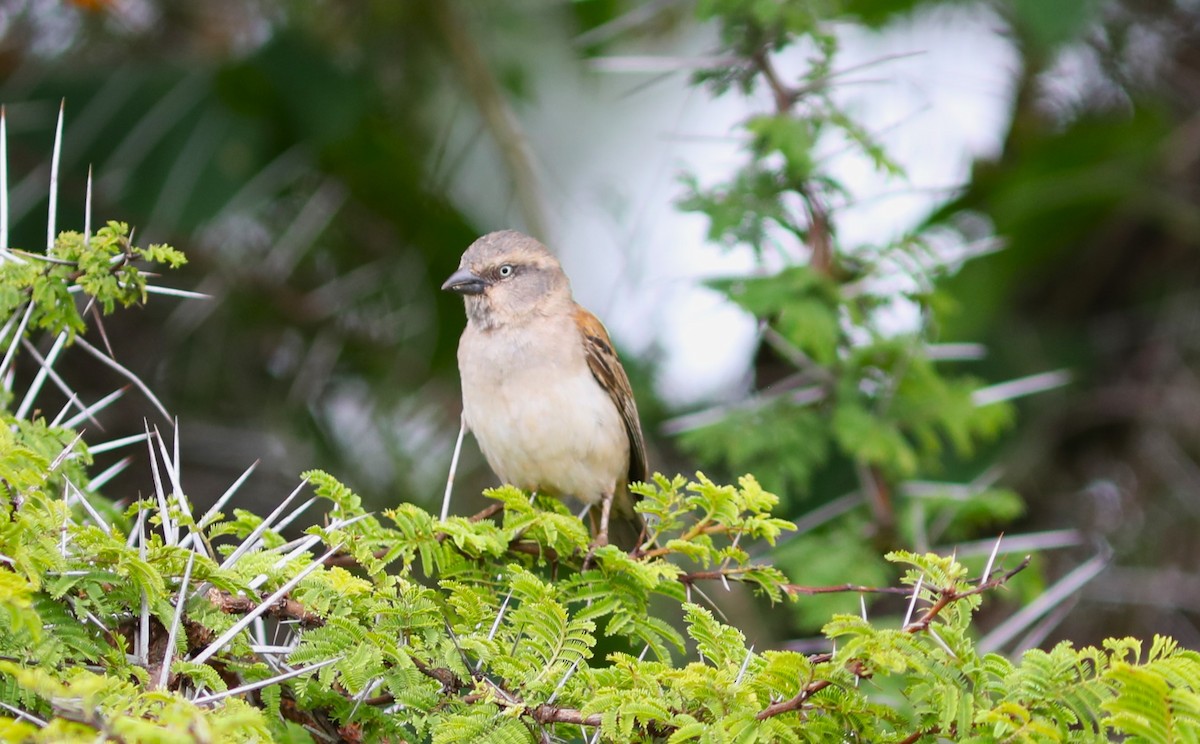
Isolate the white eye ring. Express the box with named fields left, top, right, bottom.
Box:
left=498, top=264, right=514, bottom=277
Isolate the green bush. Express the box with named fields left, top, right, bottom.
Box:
left=0, top=236, right=1197, bottom=741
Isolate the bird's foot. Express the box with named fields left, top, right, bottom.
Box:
left=582, top=531, right=609, bottom=570
left=582, top=491, right=614, bottom=570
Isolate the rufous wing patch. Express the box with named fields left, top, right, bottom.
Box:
left=573, top=305, right=649, bottom=486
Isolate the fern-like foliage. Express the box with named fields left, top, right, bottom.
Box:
left=6, top=368, right=1200, bottom=744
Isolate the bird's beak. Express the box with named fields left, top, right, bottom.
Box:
left=441, top=268, right=488, bottom=295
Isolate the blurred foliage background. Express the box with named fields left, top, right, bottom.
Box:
left=5, top=0, right=1200, bottom=658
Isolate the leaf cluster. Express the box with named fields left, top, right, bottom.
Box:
left=0, top=221, right=185, bottom=339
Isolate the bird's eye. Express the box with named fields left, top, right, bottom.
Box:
left=498, top=264, right=514, bottom=278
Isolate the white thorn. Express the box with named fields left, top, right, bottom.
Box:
left=903, top=575, right=924, bottom=628
left=49, top=393, right=79, bottom=427
left=63, top=386, right=128, bottom=430
left=146, top=424, right=177, bottom=546
left=219, top=478, right=308, bottom=570
left=153, top=424, right=185, bottom=523
left=187, top=460, right=259, bottom=539
left=927, top=625, right=957, bottom=659
left=734, top=645, right=754, bottom=686
left=88, top=431, right=150, bottom=454
left=158, top=553, right=195, bottom=689
left=84, top=165, right=92, bottom=247
left=190, top=543, right=341, bottom=666
left=0, top=700, right=46, bottom=728
left=193, top=656, right=342, bottom=705
left=15, top=331, right=68, bottom=420
left=65, top=480, right=110, bottom=535
left=442, top=415, right=466, bottom=521
left=74, top=336, right=172, bottom=421
left=19, top=336, right=78, bottom=423
left=58, top=506, right=68, bottom=557
left=982, top=534, right=1004, bottom=586
left=85, top=456, right=132, bottom=492
left=262, top=496, right=317, bottom=542
left=126, top=505, right=146, bottom=549
left=0, top=303, right=33, bottom=382
left=347, top=676, right=384, bottom=723
left=47, top=100, right=64, bottom=253
left=49, top=431, right=85, bottom=472
left=545, top=658, right=581, bottom=705
left=140, top=284, right=213, bottom=300
left=972, top=370, right=1072, bottom=406
left=139, top=523, right=150, bottom=665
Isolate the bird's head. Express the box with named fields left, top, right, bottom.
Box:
left=442, top=230, right=572, bottom=329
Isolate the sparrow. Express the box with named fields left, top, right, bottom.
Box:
left=441, top=230, right=648, bottom=550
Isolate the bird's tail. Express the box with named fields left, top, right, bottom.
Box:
left=609, top=486, right=651, bottom=553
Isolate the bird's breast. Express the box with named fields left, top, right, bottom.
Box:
left=458, top=322, right=628, bottom=501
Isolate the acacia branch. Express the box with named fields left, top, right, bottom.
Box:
left=209, top=589, right=324, bottom=628
left=323, top=547, right=387, bottom=568
left=529, top=704, right=602, bottom=726
left=52, top=708, right=129, bottom=744
left=635, top=523, right=734, bottom=560
left=410, top=655, right=466, bottom=694
left=678, top=566, right=909, bottom=596
left=783, top=581, right=911, bottom=596
left=407, top=656, right=605, bottom=730
left=508, top=539, right=559, bottom=561
left=903, top=556, right=1031, bottom=633
left=756, top=678, right=832, bottom=720
left=756, top=558, right=1030, bottom=721
left=896, top=726, right=942, bottom=744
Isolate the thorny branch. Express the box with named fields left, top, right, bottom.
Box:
left=755, top=679, right=833, bottom=721
left=395, top=554, right=1030, bottom=732
left=681, top=565, right=912, bottom=595
left=209, top=588, right=325, bottom=628
left=897, top=725, right=944, bottom=744
left=244, top=494, right=1030, bottom=736
left=755, top=559, right=1031, bottom=722
left=902, top=556, right=1032, bottom=633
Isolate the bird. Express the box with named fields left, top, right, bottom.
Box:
left=441, top=230, right=648, bottom=551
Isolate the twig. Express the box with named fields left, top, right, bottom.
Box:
left=529, top=705, right=603, bottom=726
left=209, top=589, right=326, bottom=628
left=783, top=581, right=912, bottom=597
left=755, top=679, right=832, bottom=720
left=896, top=727, right=942, bottom=744
left=903, top=556, right=1031, bottom=633
left=508, top=540, right=559, bottom=562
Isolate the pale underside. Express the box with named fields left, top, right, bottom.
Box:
left=458, top=312, right=630, bottom=506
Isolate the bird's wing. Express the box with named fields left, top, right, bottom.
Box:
left=573, top=305, right=648, bottom=486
